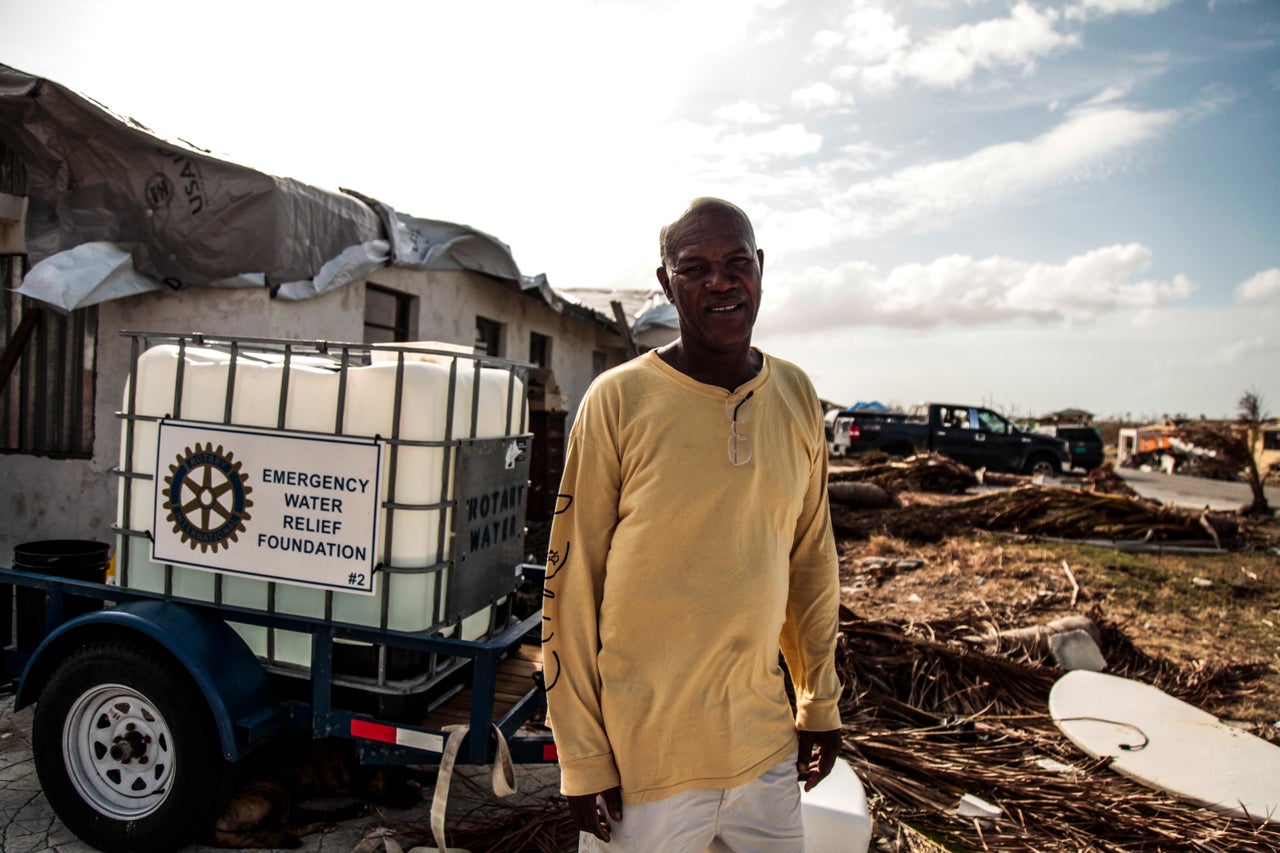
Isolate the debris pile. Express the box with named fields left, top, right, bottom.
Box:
left=376, top=603, right=1278, bottom=853
left=1176, top=420, right=1274, bottom=516
left=835, top=605, right=1278, bottom=851
left=362, top=453, right=1276, bottom=852
left=1082, top=462, right=1143, bottom=499
left=828, top=480, right=898, bottom=509
left=392, top=795, right=577, bottom=853
left=830, top=452, right=978, bottom=495
left=831, top=485, right=1239, bottom=548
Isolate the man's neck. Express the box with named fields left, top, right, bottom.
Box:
left=657, top=342, right=761, bottom=391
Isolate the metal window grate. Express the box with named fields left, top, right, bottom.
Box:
left=1, top=284, right=97, bottom=457
left=2, top=141, right=98, bottom=457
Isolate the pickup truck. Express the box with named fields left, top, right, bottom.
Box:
left=827, top=408, right=908, bottom=457
left=831, top=403, right=1071, bottom=477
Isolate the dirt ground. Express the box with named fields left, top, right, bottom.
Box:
left=821, top=471, right=1280, bottom=851
left=833, top=489, right=1280, bottom=724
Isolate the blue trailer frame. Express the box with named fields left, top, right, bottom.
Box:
left=1, top=564, right=554, bottom=768
left=1, top=331, right=559, bottom=850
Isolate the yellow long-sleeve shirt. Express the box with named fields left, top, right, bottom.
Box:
left=541, top=349, right=842, bottom=805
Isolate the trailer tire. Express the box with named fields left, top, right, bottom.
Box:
left=32, top=638, right=233, bottom=853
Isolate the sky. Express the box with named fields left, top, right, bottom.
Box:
left=1, top=0, right=1277, bottom=420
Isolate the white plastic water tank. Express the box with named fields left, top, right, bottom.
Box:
left=118, top=344, right=237, bottom=598
left=118, top=341, right=526, bottom=667
left=800, top=757, right=873, bottom=852
left=214, top=356, right=343, bottom=663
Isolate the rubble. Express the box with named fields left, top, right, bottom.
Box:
left=830, top=452, right=977, bottom=495
left=827, top=481, right=897, bottom=509
left=835, top=606, right=1279, bottom=851
left=831, top=484, right=1239, bottom=547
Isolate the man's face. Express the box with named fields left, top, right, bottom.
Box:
left=656, top=208, right=764, bottom=353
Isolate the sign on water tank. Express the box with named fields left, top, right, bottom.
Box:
left=152, top=420, right=382, bottom=593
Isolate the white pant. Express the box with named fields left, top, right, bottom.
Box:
left=579, top=751, right=803, bottom=853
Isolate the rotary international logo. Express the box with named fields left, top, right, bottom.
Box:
left=163, top=443, right=253, bottom=553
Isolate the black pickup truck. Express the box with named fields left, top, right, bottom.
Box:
left=831, top=403, right=1071, bottom=476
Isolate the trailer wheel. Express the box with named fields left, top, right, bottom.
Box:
left=32, top=639, right=232, bottom=853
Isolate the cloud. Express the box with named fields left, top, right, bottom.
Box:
left=722, top=122, right=825, bottom=164
left=695, top=102, right=1176, bottom=260
left=819, top=0, right=1175, bottom=96
left=831, top=104, right=1177, bottom=239
left=713, top=101, right=779, bottom=125
left=828, top=6, right=910, bottom=65
left=769, top=299, right=1277, bottom=419
left=661, top=120, right=825, bottom=182
left=790, top=81, right=851, bottom=112
left=835, top=141, right=890, bottom=173
left=1208, top=334, right=1273, bottom=366
left=900, top=3, right=1074, bottom=88
left=1065, top=0, right=1178, bottom=24
left=757, top=243, right=1195, bottom=335
left=1235, top=268, right=1280, bottom=303
left=1081, top=85, right=1131, bottom=106
left=830, top=2, right=1077, bottom=94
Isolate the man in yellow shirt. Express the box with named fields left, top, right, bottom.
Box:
left=542, top=198, right=843, bottom=850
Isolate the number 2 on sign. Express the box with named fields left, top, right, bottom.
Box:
left=347, top=572, right=366, bottom=586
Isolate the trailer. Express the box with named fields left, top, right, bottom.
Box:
left=1, top=332, right=555, bottom=852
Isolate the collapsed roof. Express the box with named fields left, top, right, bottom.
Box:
left=559, top=287, right=678, bottom=350
left=0, top=63, right=560, bottom=312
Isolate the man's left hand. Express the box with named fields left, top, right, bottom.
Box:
left=796, top=728, right=842, bottom=791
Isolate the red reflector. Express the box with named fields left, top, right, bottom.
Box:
left=544, top=743, right=559, bottom=761
left=848, top=424, right=861, bottom=440
left=351, top=719, right=398, bottom=744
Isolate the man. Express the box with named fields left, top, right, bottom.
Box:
left=541, top=198, right=843, bottom=851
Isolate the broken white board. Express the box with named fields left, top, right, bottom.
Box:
left=1049, top=670, right=1280, bottom=822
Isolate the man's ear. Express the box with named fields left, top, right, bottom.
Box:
left=656, top=266, right=673, bottom=302
left=757, top=248, right=765, bottom=273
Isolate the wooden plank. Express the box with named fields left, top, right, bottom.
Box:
left=418, top=647, right=543, bottom=728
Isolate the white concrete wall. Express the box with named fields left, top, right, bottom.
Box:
left=1, top=271, right=623, bottom=564
left=370, top=267, right=622, bottom=417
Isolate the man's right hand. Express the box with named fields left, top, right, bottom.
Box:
left=567, top=787, right=623, bottom=841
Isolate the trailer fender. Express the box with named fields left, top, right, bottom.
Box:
left=14, top=600, right=280, bottom=760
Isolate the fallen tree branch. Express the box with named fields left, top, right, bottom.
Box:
left=828, top=481, right=897, bottom=508
left=965, top=615, right=1100, bottom=658
left=1061, top=560, right=1080, bottom=607
left=998, top=533, right=1230, bottom=556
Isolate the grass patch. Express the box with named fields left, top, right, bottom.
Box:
left=840, top=534, right=1280, bottom=722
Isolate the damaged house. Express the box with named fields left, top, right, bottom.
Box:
left=0, top=63, right=635, bottom=561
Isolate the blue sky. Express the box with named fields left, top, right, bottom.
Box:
left=2, top=0, right=1277, bottom=419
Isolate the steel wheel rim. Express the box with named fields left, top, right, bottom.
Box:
left=62, top=683, right=176, bottom=819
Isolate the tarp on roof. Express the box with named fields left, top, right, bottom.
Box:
left=632, top=301, right=677, bottom=335
left=0, top=63, right=554, bottom=311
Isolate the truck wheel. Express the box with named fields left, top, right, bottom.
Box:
left=1024, top=455, right=1060, bottom=478
left=32, top=639, right=232, bottom=853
